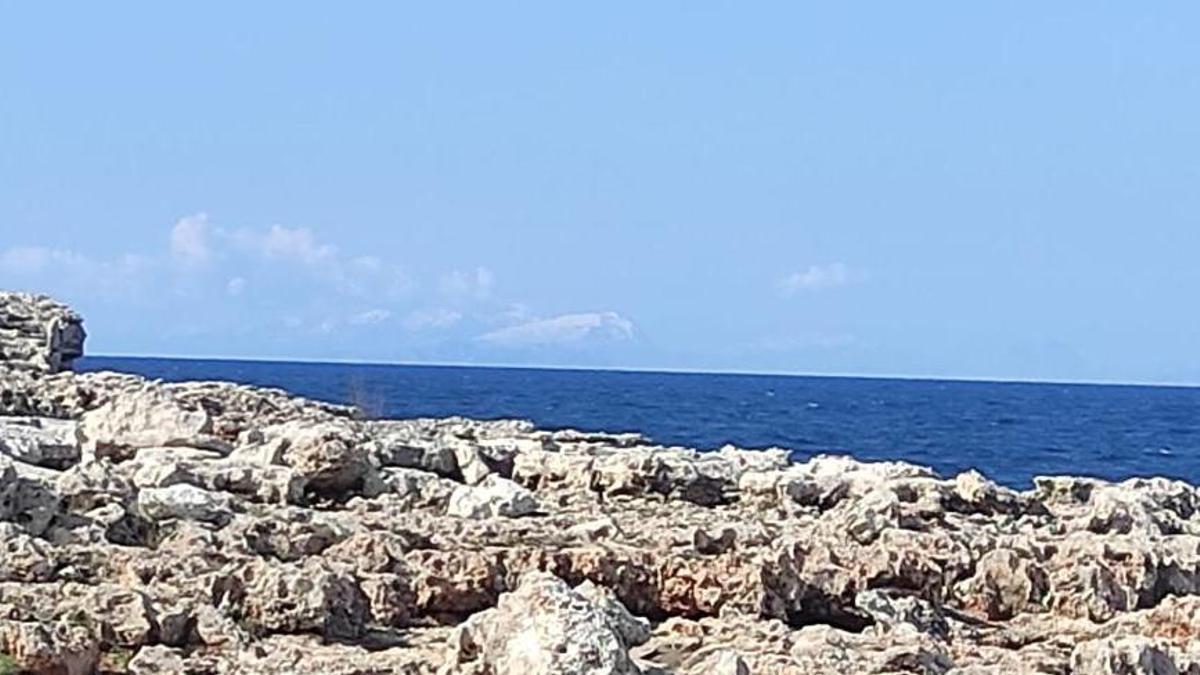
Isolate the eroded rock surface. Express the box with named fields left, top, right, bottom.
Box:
left=0, top=292, right=85, bottom=374
left=2, top=293, right=1200, bottom=674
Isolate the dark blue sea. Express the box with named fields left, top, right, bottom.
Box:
left=79, top=357, right=1200, bottom=488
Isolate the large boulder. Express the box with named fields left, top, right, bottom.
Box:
left=79, top=384, right=220, bottom=461
left=453, top=572, right=640, bottom=675
left=251, top=421, right=375, bottom=498
left=213, top=559, right=371, bottom=641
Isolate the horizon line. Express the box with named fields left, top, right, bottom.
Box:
left=83, top=351, right=1200, bottom=391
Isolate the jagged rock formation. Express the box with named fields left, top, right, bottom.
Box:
left=2, top=294, right=1200, bottom=674
left=0, top=292, right=85, bottom=374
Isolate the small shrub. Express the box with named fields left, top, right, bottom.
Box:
left=0, top=653, right=19, bottom=675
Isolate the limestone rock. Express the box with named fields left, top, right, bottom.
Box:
left=0, top=417, right=79, bottom=468
left=368, top=420, right=460, bottom=476
left=266, top=420, right=374, bottom=497
left=446, top=475, right=539, bottom=519
left=128, top=645, right=186, bottom=674
left=683, top=649, right=750, bottom=675
left=137, top=484, right=233, bottom=524
left=214, top=559, right=371, bottom=641
left=574, top=579, right=652, bottom=648
left=3, top=291, right=1200, bottom=674
left=79, top=384, right=219, bottom=460
left=1071, top=637, right=1181, bottom=675
left=454, top=571, right=640, bottom=675
left=0, top=291, right=85, bottom=373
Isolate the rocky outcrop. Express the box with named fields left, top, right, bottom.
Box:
left=3, top=293, right=1200, bottom=673
left=0, top=292, right=85, bottom=374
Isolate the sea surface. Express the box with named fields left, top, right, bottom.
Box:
left=80, top=356, right=1200, bottom=488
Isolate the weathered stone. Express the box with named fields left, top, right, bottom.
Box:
left=137, top=484, right=233, bottom=524
left=0, top=291, right=85, bottom=373
left=0, top=417, right=79, bottom=468
left=79, top=384, right=219, bottom=461
left=446, top=475, right=539, bottom=519
left=267, top=420, right=374, bottom=497
left=1071, top=637, right=1181, bottom=675
left=213, top=559, right=370, bottom=641
left=453, top=571, right=639, bottom=675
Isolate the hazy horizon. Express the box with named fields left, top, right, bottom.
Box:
left=5, top=4, right=1200, bottom=384
left=83, top=352, right=1200, bottom=390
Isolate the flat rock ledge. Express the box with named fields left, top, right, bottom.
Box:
left=2, top=294, right=1200, bottom=674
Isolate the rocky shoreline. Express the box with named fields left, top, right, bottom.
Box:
left=2, top=291, right=1199, bottom=674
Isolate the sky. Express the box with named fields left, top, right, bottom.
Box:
left=2, top=3, right=1200, bottom=383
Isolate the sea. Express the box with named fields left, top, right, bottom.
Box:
left=79, top=356, right=1200, bottom=489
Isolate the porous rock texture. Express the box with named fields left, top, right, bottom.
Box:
left=0, top=292, right=85, bottom=374
left=2, top=293, right=1200, bottom=674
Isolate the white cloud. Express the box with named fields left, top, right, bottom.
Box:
left=211, top=221, right=412, bottom=300
left=230, top=225, right=336, bottom=266
left=403, top=308, right=463, bottom=330
left=479, top=311, right=635, bottom=347
left=778, top=263, right=861, bottom=295
left=170, top=213, right=211, bottom=266
left=440, top=266, right=495, bottom=301
left=0, top=246, right=68, bottom=273
left=0, top=246, right=151, bottom=298
left=348, top=308, right=393, bottom=326
left=226, top=277, right=246, bottom=296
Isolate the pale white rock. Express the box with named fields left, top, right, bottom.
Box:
left=574, top=579, right=652, bottom=648
left=79, top=384, right=219, bottom=460
left=826, top=487, right=901, bottom=544
left=512, top=449, right=595, bottom=490
left=128, top=645, right=186, bottom=674
left=1082, top=480, right=1199, bottom=536
left=0, top=417, right=79, bottom=468
left=128, top=452, right=306, bottom=505
left=446, top=475, right=539, bottom=519
left=454, top=571, right=639, bottom=675
left=0, top=291, right=86, bottom=373
left=376, top=467, right=458, bottom=509
left=793, top=454, right=937, bottom=506
left=713, top=444, right=790, bottom=477
left=137, top=484, right=233, bottom=523
left=854, top=590, right=948, bottom=638
left=552, top=428, right=647, bottom=448
left=260, top=420, right=374, bottom=496
left=683, top=648, right=750, bottom=675
left=589, top=446, right=735, bottom=505
left=565, top=516, right=619, bottom=542
left=368, top=427, right=459, bottom=476
left=1071, top=637, right=1181, bottom=675
left=452, top=441, right=494, bottom=485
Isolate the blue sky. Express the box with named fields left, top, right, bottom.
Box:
left=2, top=3, right=1199, bottom=383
